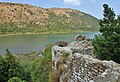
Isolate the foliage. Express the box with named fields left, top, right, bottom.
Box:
left=55, top=41, right=68, bottom=47
left=93, top=4, right=120, bottom=63
left=14, top=52, right=40, bottom=82
left=0, top=55, right=8, bottom=82
left=49, top=51, right=70, bottom=82
left=0, top=45, right=53, bottom=82
left=31, top=60, right=51, bottom=82
left=49, top=70, right=60, bottom=82
left=8, top=77, right=23, bottom=82
left=4, top=49, right=25, bottom=81
left=30, top=44, right=53, bottom=82
left=0, top=22, right=98, bottom=35
left=61, top=52, right=70, bottom=58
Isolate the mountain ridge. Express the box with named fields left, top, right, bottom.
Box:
left=0, top=2, right=100, bottom=35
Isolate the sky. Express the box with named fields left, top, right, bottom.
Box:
left=0, top=0, right=120, bottom=19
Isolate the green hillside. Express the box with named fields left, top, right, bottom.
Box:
left=0, top=2, right=100, bottom=35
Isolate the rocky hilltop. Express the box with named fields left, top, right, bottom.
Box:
left=0, top=2, right=99, bottom=35
left=52, top=35, right=120, bottom=82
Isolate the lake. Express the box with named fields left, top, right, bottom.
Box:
left=0, top=32, right=99, bottom=54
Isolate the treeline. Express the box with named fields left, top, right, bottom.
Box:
left=0, top=23, right=98, bottom=35
left=0, top=23, right=76, bottom=35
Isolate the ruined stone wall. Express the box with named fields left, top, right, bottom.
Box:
left=67, top=53, right=107, bottom=82
left=52, top=35, right=120, bottom=82
left=64, top=53, right=120, bottom=82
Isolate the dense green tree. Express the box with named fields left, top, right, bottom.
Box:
left=4, top=49, right=25, bottom=81
left=0, top=56, right=8, bottom=82
left=93, top=4, right=120, bottom=63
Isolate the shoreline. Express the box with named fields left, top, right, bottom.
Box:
left=0, top=31, right=98, bottom=37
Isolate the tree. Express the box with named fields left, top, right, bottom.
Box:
left=93, top=4, right=120, bottom=63
left=4, top=49, right=25, bottom=81
left=0, top=56, right=8, bottom=82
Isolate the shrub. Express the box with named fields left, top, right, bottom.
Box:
left=55, top=41, right=68, bottom=47
left=49, top=70, right=61, bottom=82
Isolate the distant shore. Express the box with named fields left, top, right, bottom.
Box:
left=0, top=31, right=98, bottom=37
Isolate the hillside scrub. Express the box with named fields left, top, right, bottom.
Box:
left=0, top=2, right=99, bottom=35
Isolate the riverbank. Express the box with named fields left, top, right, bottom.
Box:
left=0, top=30, right=98, bottom=37
left=0, top=32, right=99, bottom=54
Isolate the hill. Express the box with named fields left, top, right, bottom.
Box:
left=0, top=2, right=100, bottom=35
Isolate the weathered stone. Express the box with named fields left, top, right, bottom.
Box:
left=52, top=35, right=120, bottom=82
left=74, top=35, right=87, bottom=41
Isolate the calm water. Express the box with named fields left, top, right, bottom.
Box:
left=0, top=32, right=99, bottom=54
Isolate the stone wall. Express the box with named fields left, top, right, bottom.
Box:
left=52, top=35, right=120, bottom=82
left=66, top=53, right=120, bottom=82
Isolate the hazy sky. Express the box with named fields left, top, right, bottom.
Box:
left=0, top=0, right=120, bottom=19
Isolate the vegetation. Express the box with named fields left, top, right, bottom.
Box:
left=0, top=55, right=8, bottom=82
left=0, top=2, right=99, bottom=35
left=0, top=44, right=53, bottom=82
left=5, top=49, right=25, bottom=80
left=49, top=70, right=60, bottom=82
left=55, top=41, right=68, bottom=47
left=31, top=44, right=52, bottom=82
left=0, top=49, right=25, bottom=82
left=93, top=4, right=120, bottom=63
left=49, top=52, right=70, bottom=82
left=8, top=77, right=23, bottom=82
